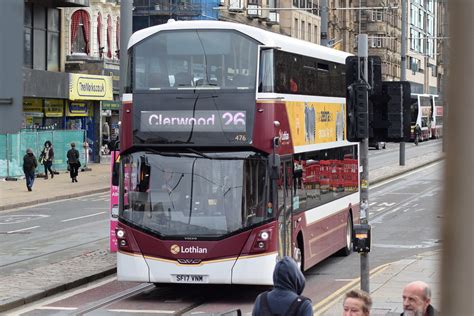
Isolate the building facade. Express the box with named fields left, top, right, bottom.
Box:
left=132, top=0, right=322, bottom=44
left=405, top=0, right=437, bottom=94
left=62, top=0, right=121, bottom=161
left=22, top=0, right=89, bottom=134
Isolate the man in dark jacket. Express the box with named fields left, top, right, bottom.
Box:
left=401, top=281, right=438, bottom=316
left=23, top=148, right=38, bottom=191
left=67, top=142, right=81, bottom=183
left=252, top=256, right=313, bottom=316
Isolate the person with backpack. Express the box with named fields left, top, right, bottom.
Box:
left=252, top=256, right=313, bottom=316
left=23, top=148, right=38, bottom=191
left=67, top=142, right=81, bottom=183
left=40, top=140, right=54, bottom=179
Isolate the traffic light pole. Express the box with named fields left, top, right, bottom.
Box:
left=399, top=0, right=407, bottom=166
left=358, top=34, right=370, bottom=293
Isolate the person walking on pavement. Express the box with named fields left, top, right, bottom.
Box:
left=414, top=124, right=422, bottom=146
left=252, top=256, right=313, bottom=316
left=342, top=289, right=372, bottom=316
left=40, top=140, right=54, bottom=179
left=401, top=281, right=438, bottom=316
left=23, top=148, right=38, bottom=191
left=67, top=142, right=81, bottom=183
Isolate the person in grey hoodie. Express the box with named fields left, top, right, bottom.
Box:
left=252, top=256, right=313, bottom=316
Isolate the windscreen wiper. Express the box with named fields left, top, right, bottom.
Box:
left=145, top=148, right=182, bottom=157
left=185, top=148, right=212, bottom=159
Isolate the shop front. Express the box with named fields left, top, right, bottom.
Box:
left=69, top=73, right=113, bottom=162
left=23, top=98, right=65, bottom=130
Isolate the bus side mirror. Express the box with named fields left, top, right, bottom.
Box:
left=270, top=154, right=281, bottom=180
left=138, top=156, right=151, bottom=192
left=112, top=156, right=120, bottom=187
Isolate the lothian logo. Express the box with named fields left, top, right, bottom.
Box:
left=170, top=244, right=180, bottom=255
left=170, top=244, right=208, bottom=255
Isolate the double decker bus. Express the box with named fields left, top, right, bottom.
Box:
left=410, top=93, right=435, bottom=141
left=114, top=20, right=360, bottom=285
left=431, top=95, right=443, bottom=139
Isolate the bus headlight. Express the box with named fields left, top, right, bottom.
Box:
left=260, top=231, right=269, bottom=240
left=116, top=229, right=125, bottom=239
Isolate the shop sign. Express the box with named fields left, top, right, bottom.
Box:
left=102, top=101, right=121, bottom=110
left=67, top=102, right=89, bottom=117
left=69, top=73, right=113, bottom=101
left=23, top=98, right=43, bottom=113
left=44, top=99, right=64, bottom=117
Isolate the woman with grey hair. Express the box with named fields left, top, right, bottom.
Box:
left=23, top=148, right=38, bottom=191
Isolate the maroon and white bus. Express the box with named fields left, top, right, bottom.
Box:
left=114, top=20, right=360, bottom=285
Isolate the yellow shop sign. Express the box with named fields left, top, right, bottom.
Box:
left=69, top=73, right=113, bottom=101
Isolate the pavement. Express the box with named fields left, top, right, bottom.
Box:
left=0, top=150, right=444, bottom=313
left=0, top=162, right=110, bottom=211
left=317, top=250, right=440, bottom=315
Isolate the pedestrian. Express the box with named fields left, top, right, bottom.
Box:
left=401, top=281, right=438, bottom=316
left=67, top=142, right=81, bottom=183
left=23, top=148, right=38, bottom=191
left=414, top=124, right=422, bottom=145
left=342, top=289, right=372, bottom=316
left=40, top=140, right=54, bottom=179
left=252, top=256, right=313, bottom=316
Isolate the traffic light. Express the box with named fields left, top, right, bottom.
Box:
left=345, top=56, right=382, bottom=95
left=346, top=82, right=369, bottom=141
left=370, top=81, right=412, bottom=142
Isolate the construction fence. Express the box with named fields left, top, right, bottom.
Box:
left=0, top=130, right=86, bottom=178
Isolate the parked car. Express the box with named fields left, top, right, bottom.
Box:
left=369, top=140, right=386, bottom=150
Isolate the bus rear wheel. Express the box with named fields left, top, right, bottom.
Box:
left=339, top=214, right=353, bottom=256
left=295, top=234, right=304, bottom=272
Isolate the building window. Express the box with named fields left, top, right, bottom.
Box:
left=24, top=4, right=60, bottom=71
left=107, top=15, right=112, bottom=58
left=24, top=4, right=33, bottom=68
left=47, top=8, right=59, bottom=71
left=301, top=20, right=305, bottom=40
left=308, top=23, right=312, bottom=42
left=294, top=18, right=298, bottom=38
left=371, top=9, right=383, bottom=22
left=314, top=25, right=318, bottom=43
left=97, top=13, right=103, bottom=58
left=116, top=18, right=120, bottom=59
left=71, top=10, right=90, bottom=55
left=370, top=34, right=384, bottom=48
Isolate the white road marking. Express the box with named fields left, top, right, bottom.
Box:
left=107, top=309, right=175, bottom=314
left=369, top=202, right=378, bottom=206
left=0, top=214, right=49, bottom=225
left=379, top=202, right=396, bottom=207
left=4, top=191, right=109, bottom=212
left=7, top=226, right=40, bottom=234
left=61, top=212, right=106, bottom=222
left=371, top=161, right=442, bottom=189
left=36, top=306, right=78, bottom=310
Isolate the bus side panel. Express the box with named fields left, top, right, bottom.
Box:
left=302, top=193, right=359, bottom=269
left=232, top=252, right=277, bottom=285
left=117, top=251, right=150, bottom=282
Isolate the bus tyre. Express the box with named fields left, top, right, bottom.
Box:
left=339, top=214, right=353, bottom=256
left=294, top=246, right=303, bottom=272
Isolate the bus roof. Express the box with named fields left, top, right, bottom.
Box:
left=128, top=20, right=352, bottom=64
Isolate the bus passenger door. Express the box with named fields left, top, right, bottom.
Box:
left=277, top=159, right=293, bottom=259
